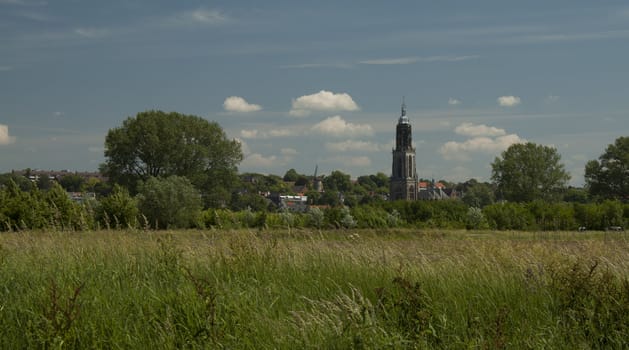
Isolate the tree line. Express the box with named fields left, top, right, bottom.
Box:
left=0, top=110, right=627, bottom=231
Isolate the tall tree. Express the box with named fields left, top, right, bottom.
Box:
left=584, top=136, right=629, bottom=201
left=491, top=142, right=570, bottom=202
left=322, top=170, right=352, bottom=193
left=101, top=110, right=242, bottom=207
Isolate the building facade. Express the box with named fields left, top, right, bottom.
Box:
left=390, top=100, right=418, bottom=201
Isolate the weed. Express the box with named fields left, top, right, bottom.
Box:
left=182, top=266, right=222, bottom=343
left=549, top=259, right=629, bottom=348
left=376, top=276, right=438, bottom=345
left=29, top=279, right=85, bottom=347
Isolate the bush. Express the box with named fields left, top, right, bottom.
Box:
left=137, top=176, right=202, bottom=229
left=96, top=185, right=139, bottom=229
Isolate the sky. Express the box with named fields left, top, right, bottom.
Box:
left=1, top=0, right=628, bottom=186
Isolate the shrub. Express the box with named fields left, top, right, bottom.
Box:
left=97, top=185, right=139, bottom=229
left=137, top=176, right=202, bottom=229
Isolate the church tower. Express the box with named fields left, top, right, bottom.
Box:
left=390, top=98, right=418, bottom=201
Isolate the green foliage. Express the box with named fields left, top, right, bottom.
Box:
left=466, top=206, right=489, bottom=230
left=282, top=168, right=300, bottom=182
left=492, top=142, right=571, bottom=202
left=4, top=230, right=629, bottom=348
left=462, top=181, right=495, bottom=208
left=585, top=136, right=629, bottom=201
left=101, top=110, right=242, bottom=207
left=339, top=206, right=357, bottom=229
left=307, top=207, right=325, bottom=229
left=376, top=277, right=437, bottom=345
left=36, top=174, right=54, bottom=191
left=322, top=170, right=352, bottom=193
left=351, top=205, right=388, bottom=228
left=0, top=180, right=89, bottom=231
left=483, top=202, right=535, bottom=230
left=137, top=176, right=202, bottom=229
left=58, top=174, right=85, bottom=192
left=230, top=191, right=269, bottom=212
left=97, top=185, right=139, bottom=229
left=44, top=183, right=83, bottom=230
left=548, top=259, right=629, bottom=348
left=0, top=172, right=33, bottom=191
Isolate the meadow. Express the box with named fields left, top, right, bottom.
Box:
left=1, top=228, right=628, bottom=349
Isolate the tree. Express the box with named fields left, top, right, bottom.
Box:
left=584, top=136, right=629, bottom=201
left=462, top=181, right=495, bottom=208
left=323, top=170, right=352, bottom=193
left=283, top=168, right=299, bottom=182
left=0, top=172, right=33, bottom=192
left=136, top=176, right=202, bottom=229
left=101, top=110, right=242, bottom=207
left=59, top=174, right=85, bottom=192
left=36, top=174, right=54, bottom=191
left=491, top=142, right=570, bottom=202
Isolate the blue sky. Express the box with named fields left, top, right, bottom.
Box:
left=1, top=0, right=628, bottom=186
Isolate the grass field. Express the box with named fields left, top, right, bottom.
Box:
left=1, top=228, right=628, bottom=349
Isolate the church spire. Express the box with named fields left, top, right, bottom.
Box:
left=399, top=96, right=409, bottom=124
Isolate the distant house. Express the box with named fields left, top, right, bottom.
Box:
left=418, top=181, right=450, bottom=200
left=67, top=192, right=96, bottom=203
left=269, top=194, right=309, bottom=212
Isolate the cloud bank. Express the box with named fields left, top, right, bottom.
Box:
left=224, top=96, right=262, bottom=112
left=325, top=140, right=380, bottom=152
left=290, top=90, right=359, bottom=117
left=455, top=122, right=506, bottom=137
left=440, top=123, right=524, bottom=161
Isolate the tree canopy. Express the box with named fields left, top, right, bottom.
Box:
left=585, top=136, right=629, bottom=201
left=101, top=110, right=242, bottom=206
left=491, top=142, right=570, bottom=202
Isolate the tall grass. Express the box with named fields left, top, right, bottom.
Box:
left=1, top=229, right=628, bottom=348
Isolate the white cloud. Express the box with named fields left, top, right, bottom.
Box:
left=280, top=148, right=298, bottom=156
left=497, top=95, right=521, bottom=107
left=312, top=116, right=373, bottom=137
left=240, top=129, right=259, bottom=139
left=454, top=122, right=506, bottom=137
left=74, top=28, right=109, bottom=38
left=290, top=90, right=359, bottom=117
left=241, top=153, right=277, bottom=168
left=0, top=124, right=16, bottom=145
left=268, top=129, right=292, bottom=137
left=359, top=55, right=479, bottom=65
left=240, top=128, right=292, bottom=139
left=359, top=57, right=420, bottom=65
left=172, top=8, right=228, bottom=25
left=280, top=63, right=353, bottom=69
left=190, top=9, right=226, bottom=23
left=440, top=134, right=524, bottom=161
left=223, top=96, right=262, bottom=113
left=325, top=140, right=380, bottom=152
left=448, top=97, right=461, bottom=105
